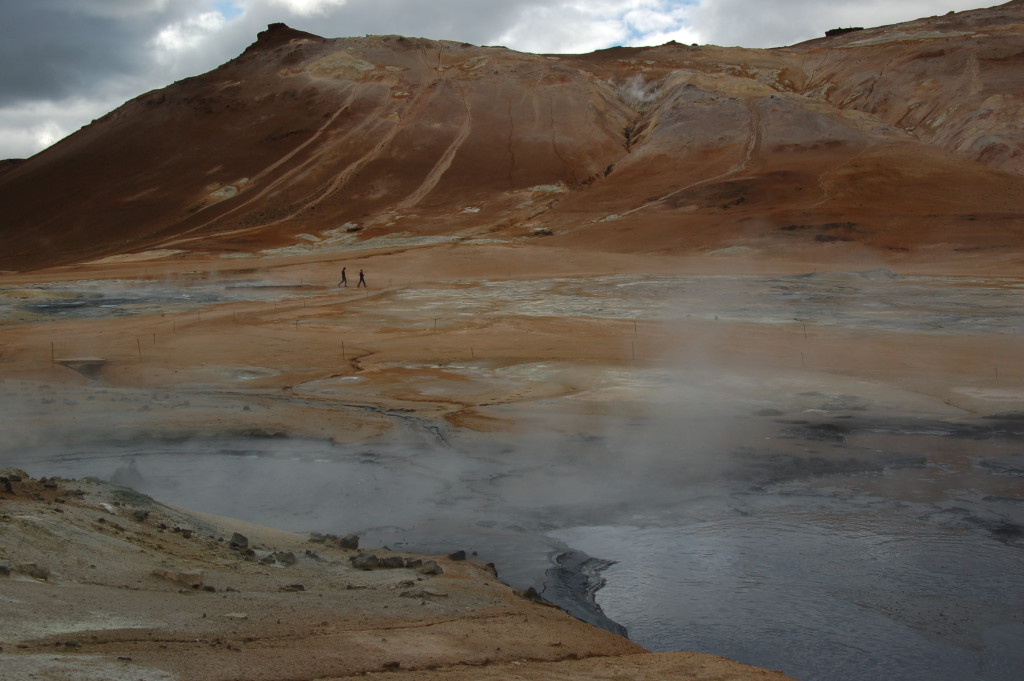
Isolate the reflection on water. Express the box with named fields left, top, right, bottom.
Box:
left=8, top=413, right=1024, bottom=681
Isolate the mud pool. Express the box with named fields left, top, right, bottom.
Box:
left=3, top=268, right=1023, bottom=680
left=9, top=411, right=1024, bottom=681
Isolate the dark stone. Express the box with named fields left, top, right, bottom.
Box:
left=404, top=558, right=423, bottom=569
left=272, top=551, right=297, bottom=566
left=420, top=560, right=444, bottom=576
left=229, top=532, right=249, bottom=550
left=281, top=584, right=305, bottom=592
left=132, top=510, right=150, bottom=522
left=379, top=556, right=405, bottom=569
left=18, top=562, right=50, bottom=580
left=447, top=550, right=467, bottom=561
left=339, top=533, right=360, bottom=550
left=520, top=586, right=544, bottom=601
left=0, top=564, right=11, bottom=577
left=350, top=553, right=380, bottom=570
left=825, top=26, right=864, bottom=37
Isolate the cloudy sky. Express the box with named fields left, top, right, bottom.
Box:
left=0, top=0, right=991, bottom=160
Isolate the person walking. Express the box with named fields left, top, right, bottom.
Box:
left=357, top=269, right=367, bottom=288
left=337, top=267, right=347, bottom=287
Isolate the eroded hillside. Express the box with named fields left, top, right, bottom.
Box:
left=0, top=2, right=1022, bottom=271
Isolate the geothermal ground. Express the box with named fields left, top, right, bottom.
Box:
left=2, top=241, right=1023, bottom=680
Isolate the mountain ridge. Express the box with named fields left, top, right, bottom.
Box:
left=1, top=2, right=1022, bottom=271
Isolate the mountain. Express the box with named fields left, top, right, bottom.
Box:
left=2, top=3, right=1023, bottom=271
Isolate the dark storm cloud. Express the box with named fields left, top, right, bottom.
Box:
left=0, top=1, right=210, bottom=107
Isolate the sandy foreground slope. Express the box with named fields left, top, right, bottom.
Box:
left=1, top=471, right=795, bottom=681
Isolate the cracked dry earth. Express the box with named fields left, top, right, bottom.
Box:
left=0, top=474, right=795, bottom=681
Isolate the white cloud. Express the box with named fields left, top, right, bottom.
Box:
left=686, top=0, right=990, bottom=48
left=152, top=11, right=229, bottom=64
left=265, top=0, right=350, bottom=15
left=496, top=4, right=626, bottom=54
left=0, top=0, right=993, bottom=159
left=0, top=96, right=123, bottom=159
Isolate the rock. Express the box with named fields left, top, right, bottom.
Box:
left=229, top=532, right=249, bottom=550
left=447, top=550, right=467, bottom=561
left=379, top=556, right=405, bottom=569
left=132, top=510, right=150, bottom=522
left=100, top=502, right=117, bottom=514
left=404, top=558, right=423, bottom=569
left=17, top=562, right=50, bottom=580
left=420, top=560, right=444, bottom=576
left=274, top=551, right=297, bottom=566
left=350, top=553, right=379, bottom=570
left=281, top=584, right=305, bottom=592
left=261, top=551, right=297, bottom=566
left=519, top=586, right=545, bottom=602
left=0, top=468, right=27, bottom=481
left=310, top=532, right=359, bottom=549
left=152, top=568, right=204, bottom=588
left=0, top=563, right=11, bottom=577
left=400, top=588, right=448, bottom=599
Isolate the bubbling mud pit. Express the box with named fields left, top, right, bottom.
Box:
left=3, top=264, right=1024, bottom=681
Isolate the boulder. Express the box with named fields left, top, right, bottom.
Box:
left=17, top=562, right=50, bottom=580
left=400, top=588, right=448, bottom=599
left=350, top=553, right=380, bottom=570
left=152, top=568, right=203, bottom=588
left=420, top=560, right=444, bottom=576
left=379, top=556, right=405, bottom=569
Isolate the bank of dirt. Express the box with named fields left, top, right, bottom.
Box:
left=0, top=471, right=796, bottom=681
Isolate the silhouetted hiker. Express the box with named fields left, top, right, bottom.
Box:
left=357, top=269, right=367, bottom=288
left=337, top=267, right=347, bottom=287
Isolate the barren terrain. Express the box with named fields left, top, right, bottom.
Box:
left=2, top=2, right=1024, bottom=680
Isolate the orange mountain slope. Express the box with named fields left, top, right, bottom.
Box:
left=1, top=3, right=1023, bottom=271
